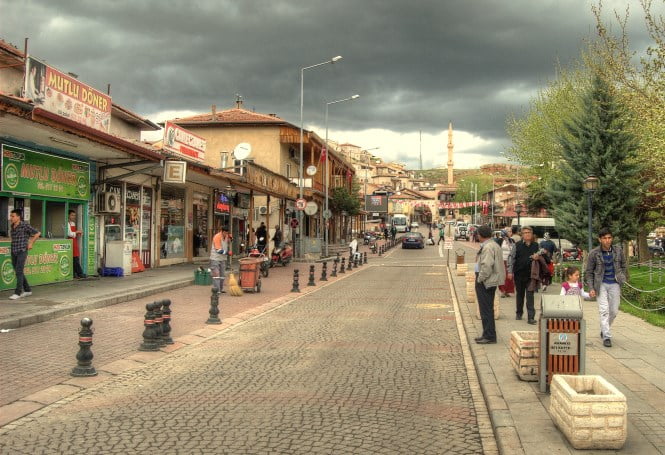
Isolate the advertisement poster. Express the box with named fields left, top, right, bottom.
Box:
left=1, top=144, right=90, bottom=200
left=24, top=56, right=111, bottom=133
left=87, top=212, right=96, bottom=276
left=365, top=195, right=387, bottom=213
left=163, top=121, right=206, bottom=162
left=0, top=240, right=73, bottom=291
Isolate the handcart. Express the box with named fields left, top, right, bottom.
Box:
left=238, top=257, right=262, bottom=293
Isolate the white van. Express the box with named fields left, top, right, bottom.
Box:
left=511, top=217, right=572, bottom=250
left=392, top=214, right=409, bottom=233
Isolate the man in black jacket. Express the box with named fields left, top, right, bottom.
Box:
left=507, top=226, right=542, bottom=324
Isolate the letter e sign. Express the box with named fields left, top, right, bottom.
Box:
left=163, top=161, right=187, bottom=183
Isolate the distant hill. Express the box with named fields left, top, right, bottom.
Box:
left=411, top=168, right=484, bottom=184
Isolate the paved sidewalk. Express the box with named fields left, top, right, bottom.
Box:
left=449, top=240, right=665, bottom=454
left=0, top=241, right=386, bottom=427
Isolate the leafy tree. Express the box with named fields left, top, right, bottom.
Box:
left=549, top=74, right=641, bottom=247
left=589, top=0, right=665, bottom=257
left=331, top=180, right=361, bottom=215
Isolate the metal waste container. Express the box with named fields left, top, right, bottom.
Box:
left=456, top=249, right=465, bottom=265
left=539, top=294, right=586, bottom=392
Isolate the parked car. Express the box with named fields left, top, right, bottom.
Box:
left=410, top=221, right=419, bottom=229
left=402, top=232, right=425, bottom=249
left=454, top=223, right=468, bottom=240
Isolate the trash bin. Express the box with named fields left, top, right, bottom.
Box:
left=456, top=249, right=465, bottom=265
left=539, top=294, right=586, bottom=392
left=203, top=270, right=212, bottom=285
left=194, top=269, right=203, bottom=285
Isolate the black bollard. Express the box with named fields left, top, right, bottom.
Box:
left=336, top=252, right=341, bottom=262
left=71, top=317, right=97, bottom=377
left=331, top=259, right=338, bottom=277
left=206, top=289, right=222, bottom=324
left=348, top=254, right=353, bottom=270
left=364, top=252, right=368, bottom=264
left=161, top=299, right=174, bottom=344
left=320, top=261, right=328, bottom=281
left=153, top=301, right=166, bottom=346
left=354, top=255, right=359, bottom=268
left=139, top=303, right=160, bottom=351
left=340, top=257, right=346, bottom=273
left=291, top=269, right=300, bottom=292
left=378, top=245, right=383, bottom=256
left=307, top=264, right=316, bottom=286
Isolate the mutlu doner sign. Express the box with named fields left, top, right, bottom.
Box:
left=1, top=144, right=90, bottom=200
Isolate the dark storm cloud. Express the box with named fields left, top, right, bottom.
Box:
left=1, top=0, right=658, bottom=165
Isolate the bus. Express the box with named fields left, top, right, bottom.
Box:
left=392, top=214, right=409, bottom=233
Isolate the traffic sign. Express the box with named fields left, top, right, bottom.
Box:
left=304, top=201, right=318, bottom=216
left=295, top=198, right=307, bottom=210
left=323, top=209, right=332, bottom=219
left=290, top=218, right=299, bottom=228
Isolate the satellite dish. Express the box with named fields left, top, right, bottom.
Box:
left=233, top=142, right=252, bottom=160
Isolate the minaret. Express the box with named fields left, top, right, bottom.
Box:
left=447, top=121, right=454, bottom=184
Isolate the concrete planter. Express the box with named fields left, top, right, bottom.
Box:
left=456, top=263, right=468, bottom=276
left=509, top=331, right=539, bottom=381
left=465, top=271, right=476, bottom=304
left=549, top=375, right=627, bottom=450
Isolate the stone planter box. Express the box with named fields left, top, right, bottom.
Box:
left=465, top=271, right=476, bottom=303
left=549, top=375, right=627, bottom=450
left=456, top=263, right=468, bottom=276
left=510, top=331, right=539, bottom=381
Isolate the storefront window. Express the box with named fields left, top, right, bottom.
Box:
left=125, top=185, right=141, bottom=250
left=45, top=200, right=66, bottom=238
left=193, top=192, right=208, bottom=257
left=160, top=185, right=185, bottom=259
left=141, top=188, right=152, bottom=259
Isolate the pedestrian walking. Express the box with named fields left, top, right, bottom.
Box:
left=390, top=225, right=397, bottom=241
left=498, top=230, right=515, bottom=297
left=272, top=225, right=283, bottom=251
left=585, top=227, right=627, bottom=348
left=67, top=209, right=86, bottom=279
left=507, top=225, right=542, bottom=324
left=474, top=225, right=505, bottom=344
left=8, top=209, right=41, bottom=300
left=437, top=224, right=445, bottom=245
left=210, top=225, right=231, bottom=293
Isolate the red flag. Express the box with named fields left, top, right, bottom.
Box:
left=346, top=169, right=352, bottom=182
left=320, top=147, right=327, bottom=163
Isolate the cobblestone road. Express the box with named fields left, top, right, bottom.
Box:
left=0, top=248, right=487, bottom=454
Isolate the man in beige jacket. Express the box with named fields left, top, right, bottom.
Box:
left=474, top=225, right=506, bottom=344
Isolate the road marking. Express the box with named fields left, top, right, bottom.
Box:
left=414, top=303, right=450, bottom=309
left=424, top=272, right=443, bottom=275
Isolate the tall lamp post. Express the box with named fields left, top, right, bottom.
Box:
left=324, top=94, right=359, bottom=257
left=583, top=175, right=599, bottom=254
left=515, top=202, right=523, bottom=227
left=298, top=55, right=342, bottom=258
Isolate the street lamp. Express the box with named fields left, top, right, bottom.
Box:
left=324, top=94, right=359, bottom=257
left=298, top=55, right=342, bottom=258
left=515, top=202, right=523, bottom=227
left=583, top=175, right=600, bottom=254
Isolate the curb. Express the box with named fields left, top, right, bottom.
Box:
left=0, top=279, right=194, bottom=331
left=448, top=263, right=526, bottom=455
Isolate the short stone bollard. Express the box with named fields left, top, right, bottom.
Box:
left=139, top=303, right=160, bottom=351
left=320, top=261, right=328, bottom=281
left=206, top=289, right=222, bottom=324
left=510, top=331, right=539, bottom=381
left=161, top=299, right=174, bottom=344
left=340, top=257, right=346, bottom=274
left=153, top=300, right=166, bottom=345
left=71, top=317, right=97, bottom=377
left=307, top=265, right=316, bottom=286
left=291, top=269, right=300, bottom=292
left=331, top=259, right=338, bottom=277
left=364, top=252, right=368, bottom=264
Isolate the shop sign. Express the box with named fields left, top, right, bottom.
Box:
left=163, top=121, right=206, bottom=162
left=214, top=192, right=230, bottom=214
left=87, top=212, right=96, bottom=275
left=0, top=239, right=73, bottom=290
left=1, top=144, right=90, bottom=200
left=24, top=57, right=111, bottom=133
left=163, top=161, right=187, bottom=183
left=365, top=195, right=387, bottom=213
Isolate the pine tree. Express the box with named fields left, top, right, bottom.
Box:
left=549, top=74, right=641, bottom=247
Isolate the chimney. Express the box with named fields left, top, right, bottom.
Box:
left=211, top=104, right=216, bottom=117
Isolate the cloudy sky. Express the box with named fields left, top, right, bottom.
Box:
left=1, top=0, right=660, bottom=169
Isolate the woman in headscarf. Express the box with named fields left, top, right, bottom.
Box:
left=498, top=230, right=515, bottom=297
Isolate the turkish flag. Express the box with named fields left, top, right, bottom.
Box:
left=320, top=147, right=327, bottom=163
